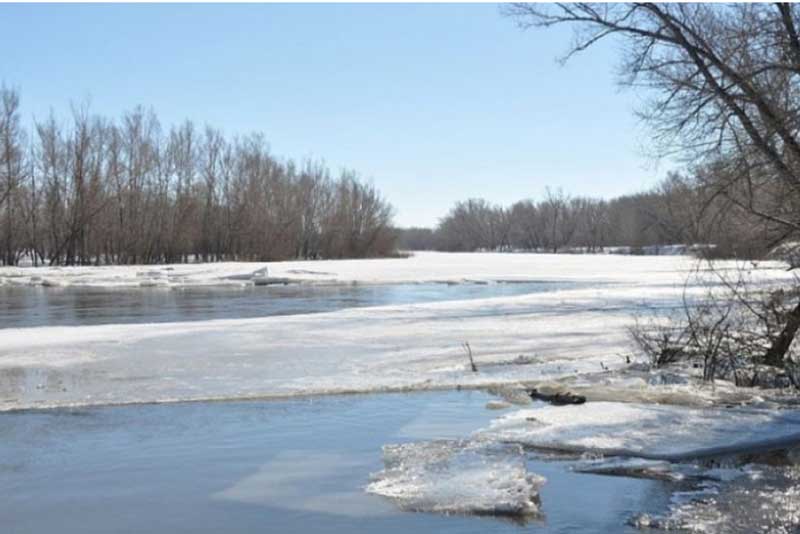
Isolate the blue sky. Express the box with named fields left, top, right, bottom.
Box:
left=1, top=3, right=671, bottom=227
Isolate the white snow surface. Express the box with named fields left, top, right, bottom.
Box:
left=0, top=252, right=795, bottom=410
left=482, top=401, right=800, bottom=460
left=0, top=250, right=791, bottom=287
left=366, top=439, right=544, bottom=516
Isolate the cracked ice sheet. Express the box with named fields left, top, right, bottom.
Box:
left=366, top=440, right=545, bottom=517
left=481, top=401, right=800, bottom=460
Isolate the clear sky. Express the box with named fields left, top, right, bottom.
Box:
left=0, top=3, right=672, bottom=227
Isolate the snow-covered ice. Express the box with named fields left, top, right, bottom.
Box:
left=0, top=252, right=795, bottom=411
left=366, top=439, right=544, bottom=517
left=0, top=250, right=792, bottom=288
left=482, top=401, right=800, bottom=460
left=0, top=290, right=640, bottom=409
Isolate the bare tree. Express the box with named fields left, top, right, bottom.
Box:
left=0, top=87, right=26, bottom=265
left=507, top=2, right=800, bottom=366
left=509, top=199, right=544, bottom=250
left=437, top=199, right=509, bottom=252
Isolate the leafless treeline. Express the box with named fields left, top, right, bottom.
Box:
left=409, top=171, right=752, bottom=255
left=0, top=89, right=396, bottom=266
left=434, top=189, right=622, bottom=253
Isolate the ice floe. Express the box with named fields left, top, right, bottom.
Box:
left=482, top=401, right=800, bottom=460
left=366, top=439, right=545, bottom=517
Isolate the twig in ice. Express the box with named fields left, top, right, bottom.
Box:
left=462, top=342, right=478, bottom=373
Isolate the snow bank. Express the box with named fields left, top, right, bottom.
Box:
left=1, top=251, right=791, bottom=288
left=482, top=402, right=800, bottom=460
left=366, top=439, right=544, bottom=517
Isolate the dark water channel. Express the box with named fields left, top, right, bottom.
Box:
left=0, top=281, right=584, bottom=328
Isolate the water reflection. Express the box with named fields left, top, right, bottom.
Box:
left=214, top=451, right=396, bottom=517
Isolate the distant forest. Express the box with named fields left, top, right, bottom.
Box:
left=0, top=87, right=787, bottom=266
left=0, top=88, right=395, bottom=266
left=398, top=168, right=781, bottom=259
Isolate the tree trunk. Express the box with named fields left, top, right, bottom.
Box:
left=764, top=299, right=800, bottom=367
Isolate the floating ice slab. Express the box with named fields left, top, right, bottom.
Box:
left=367, top=439, right=545, bottom=517
left=483, top=402, right=800, bottom=460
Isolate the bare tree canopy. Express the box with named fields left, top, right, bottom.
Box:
left=0, top=87, right=397, bottom=266
left=423, top=171, right=749, bottom=256
left=506, top=2, right=800, bottom=239
left=505, top=2, right=800, bottom=366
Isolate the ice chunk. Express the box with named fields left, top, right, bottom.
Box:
left=486, top=384, right=533, bottom=406
left=366, top=439, right=544, bottom=517
left=251, top=266, right=270, bottom=280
